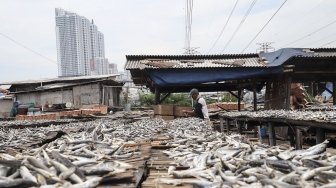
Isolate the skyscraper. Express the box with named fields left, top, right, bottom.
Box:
left=55, top=8, right=106, bottom=77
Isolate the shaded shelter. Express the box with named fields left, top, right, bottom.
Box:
left=125, top=54, right=284, bottom=108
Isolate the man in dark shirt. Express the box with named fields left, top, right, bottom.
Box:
left=183, top=88, right=209, bottom=120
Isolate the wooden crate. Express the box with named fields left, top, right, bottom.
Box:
left=153, top=105, right=174, bottom=116
left=208, top=102, right=244, bottom=110
left=173, top=106, right=192, bottom=117
left=81, top=109, right=101, bottom=115
left=15, top=113, right=57, bottom=121
left=93, top=105, right=108, bottom=114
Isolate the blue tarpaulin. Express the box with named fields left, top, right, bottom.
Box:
left=147, top=67, right=282, bottom=86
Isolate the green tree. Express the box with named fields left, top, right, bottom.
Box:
left=139, top=93, right=191, bottom=106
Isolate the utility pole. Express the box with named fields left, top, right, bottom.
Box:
left=256, top=42, right=275, bottom=53
left=183, top=0, right=200, bottom=55
left=183, top=47, right=200, bottom=55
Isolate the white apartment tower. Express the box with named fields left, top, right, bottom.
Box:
left=55, top=8, right=107, bottom=77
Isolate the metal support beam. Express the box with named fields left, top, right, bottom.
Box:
left=268, top=122, right=276, bottom=146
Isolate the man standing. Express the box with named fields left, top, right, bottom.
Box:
left=183, top=88, right=209, bottom=120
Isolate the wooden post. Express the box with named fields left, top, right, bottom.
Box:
left=253, top=83, right=257, bottom=111
left=257, top=125, right=262, bottom=144
left=286, top=76, right=292, bottom=110
left=238, top=89, right=241, bottom=111
left=238, top=121, right=243, bottom=134
left=219, top=117, right=224, bottom=133
left=154, top=87, right=160, bottom=105
left=288, top=126, right=295, bottom=147
left=333, top=82, right=336, bottom=105
left=316, top=128, right=326, bottom=144
left=295, top=128, right=302, bottom=150
left=268, top=122, right=276, bottom=146
left=253, top=124, right=258, bottom=138
left=226, top=119, right=230, bottom=134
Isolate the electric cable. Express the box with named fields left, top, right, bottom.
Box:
left=241, top=0, right=287, bottom=53
left=220, top=0, right=258, bottom=53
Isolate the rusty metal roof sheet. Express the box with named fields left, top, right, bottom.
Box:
left=125, top=54, right=262, bottom=69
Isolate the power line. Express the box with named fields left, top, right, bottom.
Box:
left=320, top=38, right=336, bottom=47
left=220, top=0, right=258, bottom=53
left=271, top=0, right=325, bottom=38
left=281, top=18, right=336, bottom=47
left=300, top=32, right=336, bottom=47
left=241, top=0, right=287, bottom=53
left=0, top=32, right=57, bottom=65
left=207, top=0, right=239, bottom=54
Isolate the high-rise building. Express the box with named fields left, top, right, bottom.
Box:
left=55, top=8, right=107, bottom=77
left=108, top=63, right=118, bottom=75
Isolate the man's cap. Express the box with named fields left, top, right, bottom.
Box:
left=189, top=88, right=199, bottom=96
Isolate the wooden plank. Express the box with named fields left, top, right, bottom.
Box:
left=135, top=161, right=148, bottom=188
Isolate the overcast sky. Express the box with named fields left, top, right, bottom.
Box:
left=1, top=0, right=336, bottom=82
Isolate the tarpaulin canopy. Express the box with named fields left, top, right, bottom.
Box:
left=147, top=67, right=282, bottom=87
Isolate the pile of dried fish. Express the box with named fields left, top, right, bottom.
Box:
left=0, top=118, right=167, bottom=187
left=222, top=110, right=336, bottom=122
left=0, top=119, right=79, bottom=127
left=0, top=118, right=167, bottom=150
left=306, top=105, right=336, bottom=111
left=1, top=116, right=336, bottom=187
left=154, top=118, right=336, bottom=188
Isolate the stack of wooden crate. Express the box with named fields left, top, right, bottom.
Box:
left=153, top=105, right=174, bottom=120
left=153, top=105, right=193, bottom=120
left=16, top=113, right=57, bottom=121
left=207, top=102, right=244, bottom=111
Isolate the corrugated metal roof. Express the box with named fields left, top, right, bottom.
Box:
left=125, top=54, right=262, bottom=69
left=0, top=74, right=120, bottom=85
left=310, top=48, right=336, bottom=57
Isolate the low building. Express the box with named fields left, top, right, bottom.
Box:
left=0, top=75, right=123, bottom=114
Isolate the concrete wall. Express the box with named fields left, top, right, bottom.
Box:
left=73, top=84, right=101, bottom=107
left=17, top=90, right=73, bottom=107
left=15, top=82, right=121, bottom=108
left=0, top=99, right=14, bottom=118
